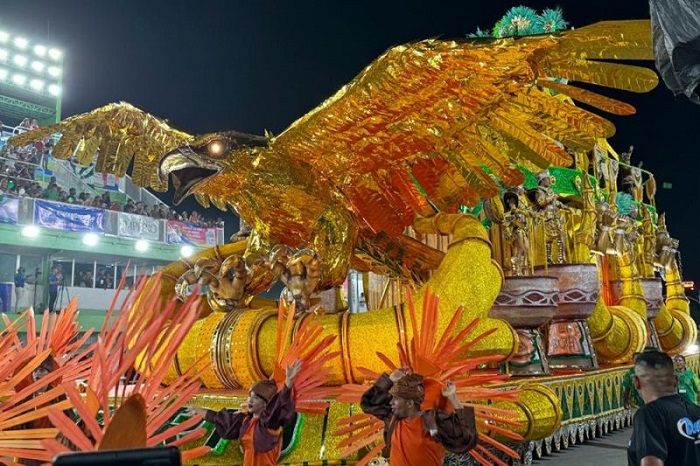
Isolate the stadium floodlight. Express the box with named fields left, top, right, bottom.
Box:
left=180, top=245, right=194, bottom=257
left=0, top=68, right=7, bottom=80
left=22, top=225, right=40, bottom=238
left=48, top=48, right=62, bottom=60
left=48, top=84, right=61, bottom=96
left=30, top=60, right=45, bottom=72
left=13, top=37, right=28, bottom=49
left=0, top=49, right=8, bottom=61
left=13, top=54, right=28, bottom=67
left=29, top=78, right=43, bottom=90
left=47, top=65, right=61, bottom=77
left=0, top=31, right=9, bottom=43
left=33, top=44, right=46, bottom=56
left=135, top=239, right=149, bottom=252
left=12, top=74, right=26, bottom=85
left=83, top=232, right=99, bottom=246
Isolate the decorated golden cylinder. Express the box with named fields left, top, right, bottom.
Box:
left=588, top=296, right=647, bottom=365
left=652, top=260, right=695, bottom=354
left=171, top=214, right=519, bottom=388
left=609, top=253, right=648, bottom=319
left=490, top=383, right=562, bottom=441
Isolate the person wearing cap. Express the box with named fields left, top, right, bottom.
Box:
left=360, top=368, right=478, bottom=466
left=674, top=354, right=700, bottom=404
left=189, top=360, right=301, bottom=465
left=627, top=350, right=700, bottom=465
left=13, top=267, right=27, bottom=313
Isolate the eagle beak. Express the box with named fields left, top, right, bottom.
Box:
left=159, top=146, right=222, bottom=205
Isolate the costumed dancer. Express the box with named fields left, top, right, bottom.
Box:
left=336, top=288, right=524, bottom=466
left=190, top=361, right=302, bottom=466
left=502, top=189, right=533, bottom=276
left=532, top=170, right=568, bottom=264
left=360, top=368, right=477, bottom=465
left=188, top=300, right=338, bottom=466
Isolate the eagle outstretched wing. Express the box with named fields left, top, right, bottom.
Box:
left=10, top=102, right=193, bottom=192
left=271, top=20, right=657, bottom=236
left=9, top=21, right=656, bottom=240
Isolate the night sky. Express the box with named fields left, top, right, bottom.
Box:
left=2, top=1, right=699, bottom=279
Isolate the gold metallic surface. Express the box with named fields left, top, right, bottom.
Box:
left=665, top=260, right=691, bottom=314
left=611, top=253, right=647, bottom=318
left=228, top=311, right=266, bottom=388
left=412, top=215, right=518, bottom=358
left=249, top=310, right=277, bottom=380
left=657, top=309, right=696, bottom=354
left=640, top=206, right=657, bottom=277
left=10, top=21, right=657, bottom=292
left=573, top=174, right=597, bottom=262
left=10, top=102, right=193, bottom=191
left=346, top=306, right=403, bottom=381
left=339, top=312, right=355, bottom=384
left=177, top=312, right=223, bottom=389
left=214, top=310, right=244, bottom=389
left=281, top=413, right=328, bottom=464
left=588, top=295, right=616, bottom=343
left=171, top=215, right=518, bottom=387
left=255, top=311, right=278, bottom=375
left=596, top=306, right=647, bottom=364
left=490, top=383, right=561, bottom=441
left=651, top=259, right=694, bottom=354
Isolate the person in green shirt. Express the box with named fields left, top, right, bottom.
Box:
left=622, top=353, right=645, bottom=409
left=674, top=354, right=700, bottom=403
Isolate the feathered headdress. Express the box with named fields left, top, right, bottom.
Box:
left=272, top=301, right=340, bottom=414
left=469, top=6, right=568, bottom=39
left=335, top=288, right=524, bottom=466
left=615, top=191, right=638, bottom=217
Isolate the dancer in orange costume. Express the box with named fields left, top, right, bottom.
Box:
left=361, top=368, right=477, bottom=466
left=191, top=360, right=301, bottom=466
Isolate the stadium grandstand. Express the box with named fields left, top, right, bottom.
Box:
left=0, top=26, right=225, bottom=319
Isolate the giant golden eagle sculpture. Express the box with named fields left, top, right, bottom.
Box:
left=12, top=20, right=658, bottom=303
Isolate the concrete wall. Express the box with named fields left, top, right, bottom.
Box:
left=9, top=284, right=129, bottom=313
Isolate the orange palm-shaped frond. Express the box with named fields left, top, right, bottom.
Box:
left=336, top=287, right=524, bottom=465
left=43, top=274, right=210, bottom=462
left=0, top=302, right=93, bottom=464
left=335, top=413, right=385, bottom=466
left=274, top=302, right=340, bottom=414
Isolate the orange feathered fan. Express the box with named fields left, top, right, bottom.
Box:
left=336, top=287, right=524, bottom=466
left=43, top=273, right=210, bottom=462
left=0, top=299, right=93, bottom=464
left=273, top=301, right=340, bottom=414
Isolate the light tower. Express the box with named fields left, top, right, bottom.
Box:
left=0, top=28, right=63, bottom=125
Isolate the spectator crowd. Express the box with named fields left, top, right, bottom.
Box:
left=0, top=120, right=224, bottom=229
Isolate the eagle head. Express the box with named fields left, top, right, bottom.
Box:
left=159, top=130, right=268, bottom=205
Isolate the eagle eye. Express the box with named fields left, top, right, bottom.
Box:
left=207, top=140, right=226, bottom=157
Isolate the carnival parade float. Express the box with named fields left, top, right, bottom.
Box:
left=3, top=7, right=698, bottom=465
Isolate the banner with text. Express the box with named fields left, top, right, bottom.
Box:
left=166, top=220, right=217, bottom=246
left=0, top=196, right=19, bottom=224
left=34, top=200, right=104, bottom=232
left=118, top=212, right=160, bottom=241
